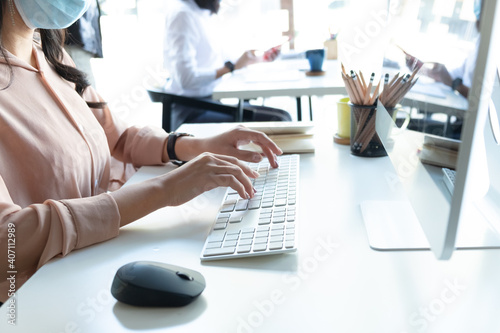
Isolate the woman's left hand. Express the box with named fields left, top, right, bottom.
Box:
left=176, top=126, right=283, bottom=168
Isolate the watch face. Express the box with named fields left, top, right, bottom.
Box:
left=225, top=61, right=234, bottom=72
left=452, top=78, right=463, bottom=90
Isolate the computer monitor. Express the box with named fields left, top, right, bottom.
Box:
left=361, top=0, right=500, bottom=260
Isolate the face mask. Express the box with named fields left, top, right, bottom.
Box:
left=13, top=0, right=92, bottom=29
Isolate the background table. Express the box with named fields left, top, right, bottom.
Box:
left=213, top=59, right=468, bottom=127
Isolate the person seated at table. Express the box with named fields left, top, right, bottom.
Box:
left=163, top=0, right=292, bottom=130
left=0, top=0, right=282, bottom=304
left=405, top=0, right=482, bottom=99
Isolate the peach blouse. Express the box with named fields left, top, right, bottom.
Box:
left=0, top=43, right=168, bottom=302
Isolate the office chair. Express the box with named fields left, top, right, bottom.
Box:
left=146, top=87, right=243, bottom=132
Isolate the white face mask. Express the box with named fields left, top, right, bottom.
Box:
left=13, top=0, right=92, bottom=29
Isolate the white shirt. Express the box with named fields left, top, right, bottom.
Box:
left=163, top=0, right=223, bottom=97
left=449, top=37, right=480, bottom=89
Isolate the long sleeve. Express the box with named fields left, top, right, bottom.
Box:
left=163, top=0, right=221, bottom=96
left=0, top=42, right=169, bottom=303
left=82, top=86, right=168, bottom=167
left=0, top=175, right=120, bottom=302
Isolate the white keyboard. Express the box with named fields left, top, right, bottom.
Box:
left=442, top=167, right=456, bottom=194
left=200, top=155, right=299, bottom=261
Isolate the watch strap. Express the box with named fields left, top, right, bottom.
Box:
left=167, top=132, right=193, bottom=163
left=224, top=61, right=235, bottom=72
left=452, top=78, right=463, bottom=91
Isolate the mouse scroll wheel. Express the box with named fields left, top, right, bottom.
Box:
left=176, top=271, right=194, bottom=281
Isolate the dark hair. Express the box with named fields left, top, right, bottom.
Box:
left=0, top=1, right=104, bottom=108
left=194, top=0, right=219, bottom=14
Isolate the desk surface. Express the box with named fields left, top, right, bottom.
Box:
left=2, top=123, right=499, bottom=333
left=213, top=59, right=468, bottom=115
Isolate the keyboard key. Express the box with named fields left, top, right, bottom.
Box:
left=239, top=239, right=253, bottom=246
left=270, top=235, right=284, bottom=243
left=221, top=204, right=235, bottom=213
left=253, top=243, right=268, bottom=252
left=203, top=247, right=236, bottom=257
left=269, top=242, right=283, bottom=250
left=240, top=233, right=254, bottom=240
left=254, top=237, right=268, bottom=244
left=207, top=231, right=226, bottom=243
left=214, top=222, right=227, bottom=230
left=229, top=215, right=243, bottom=223
left=256, top=230, right=269, bottom=238
left=225, top=234, right=239, bottom=241
left=248, top=200, right=261, bottom=210
left=224, top=240, right=238, bottom=247
left=237, top=245, right=252, bottom=253
left=271, top=230, right=284, bottom=237
left=235, top=199, right=249, bottom=211
left=206, top=242, right=222, bottom=249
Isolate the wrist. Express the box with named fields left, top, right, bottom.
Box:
left=166, top=132, right=194, bottom=164
left=172, top=135, right=201, bottom=162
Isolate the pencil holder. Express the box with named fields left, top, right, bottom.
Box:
left=349, top=103, right=387, bottom=157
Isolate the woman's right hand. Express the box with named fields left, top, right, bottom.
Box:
left=159, top=152, right=259, bottom=207
left=234, top=50, right=259, bottom=70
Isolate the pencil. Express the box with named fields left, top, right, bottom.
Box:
left=359, top=71, right=367, bottom=91
left=351, top=70, right=366, bottom=103
left=383, top=74, right=408, bottom=106
left=363, top=73, right=375, bottom=105
left=368, top=79, right=381, bottom=105
left=386, top=74, right=411, bottom=107
left=341, top=72, right=357, bottom=104
left=341, top=63, right=347, bottom=76
left=381, top=73, right=389, bottom=103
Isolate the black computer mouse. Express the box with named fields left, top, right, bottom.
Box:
left=111, top=261, right=206, bottom=307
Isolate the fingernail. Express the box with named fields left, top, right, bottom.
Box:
left=253, top=187, right=257, bottom=194
left=253, top=154, right=262, bottom=162
left=252, top=170, right=260, bottom=178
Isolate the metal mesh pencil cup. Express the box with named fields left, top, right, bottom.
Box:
left=349, top=103, right=387, bottom=157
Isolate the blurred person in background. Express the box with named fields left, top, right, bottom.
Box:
left=163, top=0, right=292, bottom=130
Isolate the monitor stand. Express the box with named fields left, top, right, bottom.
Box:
left=360, top=200, right=500, bottom=252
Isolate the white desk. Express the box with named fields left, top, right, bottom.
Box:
left=2, top=123, right=500, bottom=333
left=213, top=59, right=468, bottom=123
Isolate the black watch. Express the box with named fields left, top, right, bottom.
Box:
left=224, top=61, right=235, bottom=72
left=167, top=132, right=193, bottom=165
left=451, top=78, right=463, bottom=91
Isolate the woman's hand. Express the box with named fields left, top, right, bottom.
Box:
left=160, top=152, right=259, bottom=207
left=234, top=50, right=260, bottom=70
left=111, top=152, right=260, bottom=226
left=420, top=63, right=453, bottom=87
left=177, top=126, right=283, bottom=168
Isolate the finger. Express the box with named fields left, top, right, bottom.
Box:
left=212, top=163, right=255, bottom=199
left=216, top=174, right=252, bottom=200
left=212, top=154, right=259, bottom=179
left=232, top=148, right=264, bottom=164
left=260, top=145, right=279, bottom=169
left=240, top=129, right=283, bottom=156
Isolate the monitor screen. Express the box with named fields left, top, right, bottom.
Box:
left=361, top=0, right=500, bottom=259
